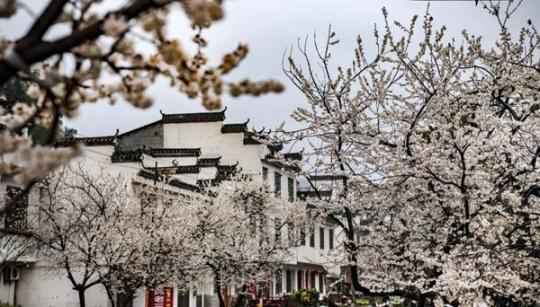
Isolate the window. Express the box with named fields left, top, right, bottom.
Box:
left=262, top=167, right=268, bottom=182
left=287, top=178, right=294, bottom=202
left=274, top=172, right=281, bottom=197
left=4, top=186, right=28, bottom=232
left=297, top=270, right=303, bottom=289
left=319, top=274, right=324, bottom=293
left=319, top=227, right=325, bottom=249
left=286, top=270, right=292, bottom=293
left=274, top=218, right=282, bottom=245
left=300, top=227, right=306, bottom=246
left=287, top=221, right=295, bottom=247
left=275, top=270, right=282, bottom=295
left=309, top=227, right=315, bottom=248
left=329, top=228, right=334, bottom=250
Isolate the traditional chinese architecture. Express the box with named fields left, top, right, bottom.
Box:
left=0, top=109, right=339, bottom=307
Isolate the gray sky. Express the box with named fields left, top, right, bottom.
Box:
left=2, top=0, right=540, bottom=137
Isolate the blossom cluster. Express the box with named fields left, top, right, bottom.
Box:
left=31, top=166, right=306, bottom=306
left=283, top=2, right=540, bottom=305
left=0, top=0, right=285, bottom=185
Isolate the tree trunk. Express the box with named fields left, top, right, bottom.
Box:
left=215, top=274, right=226, bottom=307
left=102, top=280, right=116, bottom=307
left=77, top=288, right=87, bottom=307
left=233, top=285, right=248, bottom=307
left=119, top=292, right=136, bottom=307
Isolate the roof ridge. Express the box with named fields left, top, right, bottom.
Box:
left=160, top=106, right=227, bottom=117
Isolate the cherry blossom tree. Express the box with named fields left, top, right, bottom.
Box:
left=0, top=0, right=285, bottom=227
left=283, top=1, right=540, bottom=306
left=33, top=165, right=133, bottom=307
left=31, top=165, right=306, bottom=307
left=32, top=165, right=201, bottom=307
left=98, top=181, right=203, bottom=307
left=185, top=176, right=306, bottom=307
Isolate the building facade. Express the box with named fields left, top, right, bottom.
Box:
left=0, top=109, right=341, bottom=307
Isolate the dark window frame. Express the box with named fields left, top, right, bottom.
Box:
left=309, top=227, right=315, bottom=248
left=329, top=228, right=334, bottom=250
left=274, top=218, right=282, bottom=245
left=319, top=227, right=325, bottom=249
left=274, top=172, right=282, bottom=197
left=275, top=270, right=282, bottom=295
left=262, top=167, right=268, bottom=182
left=286, top=270, right=292, bottom=293
left=287, top=177, right=294, bottom=202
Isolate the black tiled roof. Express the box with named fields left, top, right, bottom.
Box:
left=137, top=170, right=200, bottom=192
left=221, top=120, right=249, bottom=133
left=169, top=179, right=200, bottom=192
left=297, top=190, right=333, bottom=200
left=137, top=169, right=163, bottom=182
left=243, top=131, right=262, bottom=145
left=161, top=108, right=226, bottom=124
left=146, top=148, right=201, bottom=157
left=284, top=152, right=303, bottom=161
left=111, top=149, right=144, bottom=163
left=175, top=165, right=200, bottom=174
left=198, top=157, right=221, bottom=167
left=119, top=109, right=226, bottom=137
left=309, top=175, right=348, bottom=181
left=268, top=143, right=283, bottom=153
left=243, top=132, right=285, bottom=153
left=56, top=136, right=116, bottom=147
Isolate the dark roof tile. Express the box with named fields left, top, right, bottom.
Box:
left=221, top=120, right=249, bottom=134
left=161, top=108, right=226, bottom=124
left=198, top=157, right=221, bottom=167
left=309, top=175, right=348, bottom=181
left=146, top=148, right=201, bottom=157
left=284, top=152, right=303, bottom=161
left=111, top=149, right=143, bottom=163
left=56, top=136, right=115, bottom=147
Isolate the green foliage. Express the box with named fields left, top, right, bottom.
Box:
left=353, top=298, right=370, bottom=306
left=0, top=301, right=21, bottom=307
left=0, top=77, right=77, bottom=144
left=0, top=77, right=32, bottom=109
left=291, top=289, right=319, bottom=306
left=351, top=296, right=405, bottom=307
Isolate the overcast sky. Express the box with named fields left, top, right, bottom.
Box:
left=2, top=0, right=540, bottom=137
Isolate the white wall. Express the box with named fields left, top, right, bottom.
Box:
left=0, top=118, right=349, bottom=307
left=163, top=123, right=267, bottom=175
left=14, top=265, right=110, bottom=307
left=262, top=163, right=297, bottom=203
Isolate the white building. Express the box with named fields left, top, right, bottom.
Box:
left=0, top=109, right=340, bottom=307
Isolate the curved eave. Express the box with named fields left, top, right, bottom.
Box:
left=221, top=119, right=250, bottom=134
